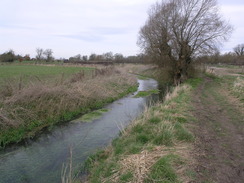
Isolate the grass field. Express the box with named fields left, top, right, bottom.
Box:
left=0, top=64, right=137, bottom=148
left=0, top=65, right=93, bottom=82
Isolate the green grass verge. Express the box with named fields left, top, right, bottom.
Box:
left=82, top=78, right=202, bottom=182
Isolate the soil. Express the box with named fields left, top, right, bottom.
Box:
left=190, top=75, right=244, bottom=183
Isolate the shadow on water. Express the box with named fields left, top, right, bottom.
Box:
left=0, top=78, right=163, bottom=183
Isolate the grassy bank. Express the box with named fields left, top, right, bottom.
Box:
left=82, top=77, right=202, bottom=183
left=0, top=65, right=137, bottom=148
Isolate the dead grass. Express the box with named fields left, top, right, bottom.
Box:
left=102, top=144, right=193, bottom=183
left=85, top=81, right=197, bottom=183
left=233, top=77, right=244, bottom=94
left=0, top=66, right=137, bottom=146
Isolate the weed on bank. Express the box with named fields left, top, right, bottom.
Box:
left=84, top=78, right=202, bottom=183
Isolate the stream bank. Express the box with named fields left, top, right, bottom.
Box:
left=0, top=78, right=159, bottom=183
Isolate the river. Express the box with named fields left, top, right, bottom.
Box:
left=0, top=78, right=159, bottom=183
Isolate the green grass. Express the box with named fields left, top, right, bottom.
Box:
left=83, top=78, right=201, bottom=182
left=75, top=109, right=110, bottom=122
left=119, top=172, right=133, bottom=182
left=0, top=65, right=138, bottom=148
left=0, top=64, right=93, bottom=82
left=185, top=77, right=203, bottom=88
left=134, top=89, right=159, bottom=98
left=0, top=85, right=137, bottom=148
left=145, top=154, right=180, bottom=183
left=226, top=76, right=244, bottom=103
left=137, top=75, right=150, bottom=80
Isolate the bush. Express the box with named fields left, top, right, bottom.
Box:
left=0, top=50, right=16, bottom=62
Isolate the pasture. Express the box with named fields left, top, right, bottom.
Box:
left=0, top=64, right=93, bottom=82
left=0, top=64, right=137, bottom=147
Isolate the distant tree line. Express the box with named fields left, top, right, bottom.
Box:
left=1, top=43, right=244, bottom=65
left=0, top=50, right=30, bottom=63
left=0, top=48, right=149, bottom=64
left=197, top=50, right=244, bottom=65
left=67, top=52, right=149, bottom=64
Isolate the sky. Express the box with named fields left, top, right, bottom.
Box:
left=0, top=0, right=243, bottom=59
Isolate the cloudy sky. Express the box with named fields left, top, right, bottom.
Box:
left=0, top=0, right=243, bottom=59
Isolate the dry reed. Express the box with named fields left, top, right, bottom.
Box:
left=0, top=66, right=137, bottom=140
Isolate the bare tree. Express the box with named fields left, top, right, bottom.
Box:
left=36, top=48, right=43, bottom=60
left=43, top=49, right=53, bottom=62
left=89, top=53, right=97, bottom=61
left=233, top=44, right=244, bottom=56
left=138, top=0, right=232, bottom=84
left=103, top=52, right=114, bottom=61
left=114, top=53, right=124, bottom=62
left=82, top=55, right=88, bottom=61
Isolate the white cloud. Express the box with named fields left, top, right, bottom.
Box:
left=219, top=3, right=244, bottom=53
left=0, top=0, right=154, bottom=58
left=0, top=0, right=243, bottom=58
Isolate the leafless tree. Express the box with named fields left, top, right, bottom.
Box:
left=43, top=49, right=53, bottom=62
left=233, top=44, right=244, bottom=56
left=36, top=48, right=43, bottom=60
left=138, top=0, right=233, bottom=84
left=114, top=53, right=124, bottom=62
left=103, top=52, right=114, bottom=61
left=89, top=53, right=97, bottom=61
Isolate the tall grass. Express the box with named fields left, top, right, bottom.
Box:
left=83, top=78, right=202, bottom=183
left=232, top=76, right=244, bottom=102
left=0, top=66, right=137, bottom=147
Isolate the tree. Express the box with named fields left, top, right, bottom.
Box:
left=114, top=53, right=124, bottom=62
left=36, top=48, right=44, bottom=60
left=103, top=52, right=113, bottom=61
left=89, top=53, right=97, bottom=61
left=233, top=44, right=244, bottom=56
left=24, top=54, right=30, bottom=61
left=138, top=0, right=232, bottom=84
left=73, top=54, right=82, bottom=61
left=43, top=49, right=53, bottom=62
left=82, top=55, right=88, bottom=61
left=0, top=50, right=16, bottom=62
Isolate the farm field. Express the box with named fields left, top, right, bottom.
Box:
left=0, top=64, right=138, bottom=148
left=0, top=64, right=94, bottom=83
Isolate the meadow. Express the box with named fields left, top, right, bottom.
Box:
left=0, top=64, right=138, bottom=148
left=0, top=64, right=93, bottom=83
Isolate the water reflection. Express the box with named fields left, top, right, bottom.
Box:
left=0, top=79, right=158, bottom=183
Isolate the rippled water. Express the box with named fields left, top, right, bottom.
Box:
left=0, top=79, right=158, bottom=183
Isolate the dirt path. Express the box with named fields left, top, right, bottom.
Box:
left=191, top=77, right=244, bottom=183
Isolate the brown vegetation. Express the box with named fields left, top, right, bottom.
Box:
left=0, top=66, right=137, bottom=146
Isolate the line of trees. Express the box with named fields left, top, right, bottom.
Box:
left=0, top=49, right=148, bottom=64
left=0, top=50, right=30, bottom=63
left=1, top=44, right=244, bottom=65
left=68, top=52, right=148, bottom=63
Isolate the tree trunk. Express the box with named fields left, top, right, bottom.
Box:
left=174, top=59, right=188, bottom=85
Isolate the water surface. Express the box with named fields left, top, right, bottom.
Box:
left=0, top=79, right=158, bottom=183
